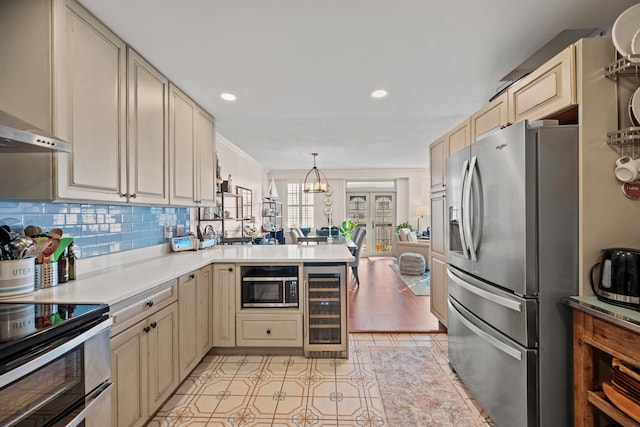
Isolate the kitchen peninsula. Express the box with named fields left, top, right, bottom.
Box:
left=4, top=244, right=354, bottom=427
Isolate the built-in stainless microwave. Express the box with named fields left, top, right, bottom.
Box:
left=241, top=266, right=299, bottom=308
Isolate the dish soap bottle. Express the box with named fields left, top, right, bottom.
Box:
left=67, top=243, right=76, bottom=280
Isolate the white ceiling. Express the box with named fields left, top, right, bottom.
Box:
left=78, top=0, right=638, bottom=172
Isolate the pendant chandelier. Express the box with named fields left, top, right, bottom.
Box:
left=303, top=153, right=328, bottom=193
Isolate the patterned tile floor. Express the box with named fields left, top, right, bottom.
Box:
left=148, top=333, right=494, bottom=426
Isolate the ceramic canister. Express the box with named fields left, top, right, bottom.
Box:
left=0, top=258, right=35, bottom=298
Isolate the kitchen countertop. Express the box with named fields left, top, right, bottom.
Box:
left=1, top=244, right=354, bottom=306
left=566, top=296, right=640, bottom=335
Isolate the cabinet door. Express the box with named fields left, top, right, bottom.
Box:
left=212, top=264, right=236, bottom=347
left=178, top=272, right=199, bottom=381
left=110, top=321, right=148, bottom=427
left=197, top=107, right=216, bottom=206
left=508, top=45, right=575, bottom=124
left=430, top=192, right=446, bottom=257
left=126, top=48, right=169, bottom=204
left=447, top=118, right=471, bottom=156
left=198, top=265, right=213, bottom=358
left=169, top=84, right=197, bottom=206
left=429, top=137, right=447, bottom=191
left=147, top=303, right=179, bottom=412
left=472, top=92, right=509, bottom=141
left=430, top=256, right=447, bottom=326
left=55, top=0, right=127, bottom=202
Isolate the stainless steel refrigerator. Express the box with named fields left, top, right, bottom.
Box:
left=446, top=120, right=578, bottom=427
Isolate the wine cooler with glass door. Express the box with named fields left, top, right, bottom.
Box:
left=304, top=263, right=348, bottom=358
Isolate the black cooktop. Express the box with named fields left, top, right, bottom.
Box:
left=0, top=302, right=109, bottom=371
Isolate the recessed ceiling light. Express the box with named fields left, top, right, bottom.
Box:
left=220, top=92, right=237, bottom=102
left=370, top=89, right=388, bottom=99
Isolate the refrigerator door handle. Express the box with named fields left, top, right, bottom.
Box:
left=464, top=156, right=478, bottom=261
left=447, top=268, right=522, bottom=312
left=458, top=160, right=470, bottom=259
left=448, top=299, right=522, bottom=361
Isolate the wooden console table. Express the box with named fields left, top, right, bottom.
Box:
left=568, top=297, right=640, bottom=427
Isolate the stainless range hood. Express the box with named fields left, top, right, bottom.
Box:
left=0, top=110, right=71, bottom=153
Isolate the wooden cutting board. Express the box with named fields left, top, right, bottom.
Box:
left=603, top=380, right=640, bottom=422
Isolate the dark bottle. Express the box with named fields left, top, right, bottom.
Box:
left=58, top=253, right=69, bottom=283
left=68, top=243, right=76, bottom=281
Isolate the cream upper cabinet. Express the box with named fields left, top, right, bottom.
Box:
left=0, top=0, right=126, bottom=202
left=508, top=45, right=576, bottom=124
left=0, top=1, right=173, bottom=204
left=54, top=0, right=126, bottom=202
left=472, top=92, right=509, bottom=141
left=429, top=137, right=447, bottom=192
left=126, top=48, right=170, bottom=204
left=169, top=84, right=198, bottom=206
left=447, top=118, right=471, bottom=156
left=212, top=264, right=237, bottom=347
left=196, top=108, right=216, bottom=206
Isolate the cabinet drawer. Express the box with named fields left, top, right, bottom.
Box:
left=236, top=314, right=302, bottom=347
left=591, top=317, right=640, bottom=359
left=110, top=279, right=178, bottom=337
left=508, top=45, right=575, bottom=124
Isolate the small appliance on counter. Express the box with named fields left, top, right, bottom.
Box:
left=591, top=248, right=640, bottom=309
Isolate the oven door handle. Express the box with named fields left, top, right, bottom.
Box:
left=0, top=318, right=112, bottom=388
left=64, top=382, right=113, bottom=427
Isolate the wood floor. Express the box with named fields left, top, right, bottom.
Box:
left=347, top=256, right=446, bottom=333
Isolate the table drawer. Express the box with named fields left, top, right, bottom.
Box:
left=591, top=316, right=640, bottom=358
left=110, top=279, right=178, bottom=336
left=236, top=314, right=302, bottom=347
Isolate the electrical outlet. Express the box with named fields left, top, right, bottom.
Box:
left=164, top=226, right=173, bottom=239
left=176, top=224, right=185, bottom=237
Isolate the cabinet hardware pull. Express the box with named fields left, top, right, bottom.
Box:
left=120, top=192, right=128, bottom=198
left=266, top=329, right=271, bottom=335
left=150, top=322, right=157, bottom=328
left=143, top=326, right=151, bottom=333
left=190, top=274, right=195, bottom=279
left=228, top=267, right=233, bottom=272
left=146, top=301, right=154, bottom=308
left=130, top=193, right=137, bottom=199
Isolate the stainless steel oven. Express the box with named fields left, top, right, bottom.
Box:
left=241, top=265, right=299, bottom=308
left=0, top=303, right=111, bottom=427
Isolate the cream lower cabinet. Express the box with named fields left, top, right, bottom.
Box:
left=430, top=191, right=447, bottom=326
left=430, top=256, right=447, bottom=326
left=212, top=263, right=236, bottom=347
left=109, top=280, right=179, bottom=427
left=236, top=314, right=303, bottom=347
left=178, top=266, right=212, bottom=381
left=110, top=303, right=179, bottom=427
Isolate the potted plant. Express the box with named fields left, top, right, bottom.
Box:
left=339, top=218, right=358, bottom=241
left=395, top=222, right=412, bottom=232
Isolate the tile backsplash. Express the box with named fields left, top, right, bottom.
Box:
left=0, top=202, right=189, bottom=259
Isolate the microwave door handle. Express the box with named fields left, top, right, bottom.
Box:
left=458, top=160, right=470, bottom=259
left=464, top=156, right=478, bottom=261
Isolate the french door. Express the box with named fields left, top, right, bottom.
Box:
left=346, top=192, right=395, bottom=256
